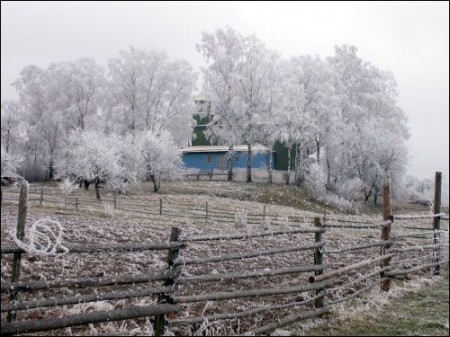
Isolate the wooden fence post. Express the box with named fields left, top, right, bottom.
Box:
left=160, top=198, right=163, bottom=215
left=381, top=174, right=392, bottom=292
left=432, top=171, right=442, bottom=275
left=75, top=198, right=78, bottom=212
left=113, top=192, right=117, bottom=211
left=314, top=217, right=324, bottom=310
left=7, top=182, right=28, bottom=322
left=263, top=205, right=266, bottom=223
left=39, top=188, right=44, bottom=205
left=154, top=227, right=182, bottom=336
left=205, top=201, right=208, bottom=224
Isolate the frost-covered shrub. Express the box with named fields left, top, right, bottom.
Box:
left=324, top=193, right=358, bottom=213
left=107, top=175, right=131, bottom=195
left=261, top=216, right=271, bottom=231
left=335, top=177, right=364, bottom=200
left=104, top=203, right=115, bottom=217
left=58, top=178, right=76, bottom=195
left=235, top=210, right=247, bottom=228
left=305, top=163, right=327, bottom=200
left=277, top=215, right=290, bottom=229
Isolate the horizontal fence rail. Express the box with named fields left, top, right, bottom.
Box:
left=1, top=304, right=182, bottom=335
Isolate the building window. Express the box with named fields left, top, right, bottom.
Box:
left=206, top=154, right=212, bottom=163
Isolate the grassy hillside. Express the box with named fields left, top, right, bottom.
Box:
left=28, top=179, right=439, bottom=216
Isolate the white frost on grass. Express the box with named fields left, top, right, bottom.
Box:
left=296, top=275, right=443, bottom=335
left=271, top=329, right=292, bottom=336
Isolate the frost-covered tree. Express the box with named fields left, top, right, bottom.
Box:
left=55, top=131, right=126, bottom=199
left=197, top=27, right=245, bottom=181
left=1, top=101, right=23, bottom=154
left=1, top=101, right=29, bottom=177
left=108, top=46, right=197, bottom=144
left=134, top=129, right=183, bottom=192
left=326, top=45, right=409, bottom=203
left=48, top=58, right=107, bottom=132
left=256, top=55, right=282, bottom=184
left=56, top=128, right=182, bottom=195
left=12, top=65, right=63, bottom=180
left=1, top=146, right=23, bottom=177
left=198, top=27, right=279, bottom=182
left=276, top=58, right=313, bottom=185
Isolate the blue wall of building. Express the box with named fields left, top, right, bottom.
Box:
left=183, top=151, right=277, bottom=170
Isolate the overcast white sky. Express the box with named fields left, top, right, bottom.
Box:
left=1, top=1, right=449, bottom=183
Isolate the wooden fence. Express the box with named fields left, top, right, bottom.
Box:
left=1, top=187, right=321, bottom=227
left=1, top=172, right=449, bottom=335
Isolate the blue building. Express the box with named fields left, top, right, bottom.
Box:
left=181, top=145, right=277, bottom=171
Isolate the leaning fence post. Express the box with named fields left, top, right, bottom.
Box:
left=381, top=174, right=392, bottom=292
left=154, top=227, right=182, bottom=336
left=314, top=217, right=325, bottom=310
left=432, top=171, right=442, bottom=275
left=160, top=198, right=163, bottom=215
left=39, top=187, right=44, bottom=205
left=7, top=181, right=28, bottom=322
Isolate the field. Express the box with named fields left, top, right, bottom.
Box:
left=1, top=181, right=448, bottom=336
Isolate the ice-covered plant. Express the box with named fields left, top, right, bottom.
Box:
left=58, top=178, right=76, bottom=195
left=277, top=215, right=290, bottom=229
left=262, top=216, right=271, bottom=231
left=103, top=203, right=115, bottom=217
left=235, top=210, right=247, bottom=228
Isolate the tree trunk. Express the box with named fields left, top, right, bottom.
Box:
left=6, top=124, right=10, bottom=154
left=267, top=148, right=273, bottom=185
left=247, top=144, right=252, bottom=183
left=286, top=144, right=291, bottom=185
left=295, top=143, right=302, bottom=187
left=84, top=180, right=90, bottom=190
left=365, top=189, right=371, bottom=203
left=227, top=145, right=234, bottom=181
left=373, top=185, right=379, bottom=205
left=48, top=158, right=54, bottom=181
left=94, top=179, right=101, bottom=200
left=150, top=174, right=159, bottom=193
left=79, top=112, right=85, bottom=131
left=316, top=139, right=321, bottom=164
left=326, top=157, right=331, bottom=188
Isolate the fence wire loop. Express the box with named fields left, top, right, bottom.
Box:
left=11, top=218, right=69, bottom=256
